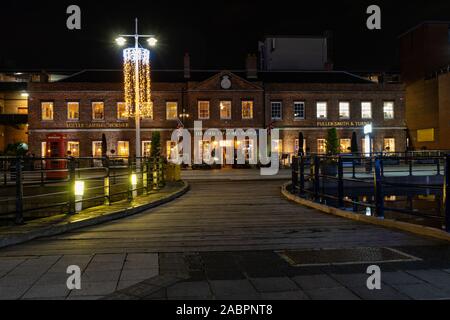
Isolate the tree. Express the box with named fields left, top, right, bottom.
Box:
left=150, top=131, right=161, bottom=158
left=351, top=131, right=359, bottom=153
left=325, top=128, right=340, bottom=156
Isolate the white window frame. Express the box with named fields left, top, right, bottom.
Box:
left=294, top=101, right=305, bottom=120
left=92, top=101, right=105, bottom=121
left=220, top=101, right=232, bottom=120
left=317, top=139, right=326, bottom=154
left=198, top=101, right=210, bottom=120
left=383, top=101, right=395, bottom=120
left=92, top=141, right=103, bottom=157
left=339, top=138, right=352, bottom=153
left=68, top=141, right=80, bottom=157
left=41, top=102, right=54, bottom=121
left=241, top=101, right=254, bottom=119
left=271, top=101, right=282, bottom=120
left=142, top=140, right=152, bottom=157
left=316, top=102, right=327, bottom=119
left=117, top=102, right=128, bottom=120
left=67, top=102, right=79, bottom=121
left=339, top=101, right=350, bottom=119
left=361, top=101, right=372, bottom=119
left=166, top=101, right=178, bottom=120
left=117, top=141, right=130, bottom=157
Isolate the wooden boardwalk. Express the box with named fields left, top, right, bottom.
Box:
left=0, top=180, right=439, bottom=257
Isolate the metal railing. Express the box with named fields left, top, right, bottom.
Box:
left=0, top=156, right=166, bottom=224
left=291, top=153, right=450, bottom=232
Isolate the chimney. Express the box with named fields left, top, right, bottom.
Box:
left=324, top=30, right=334, bottom=71
left=184, top=53, right=190, bottom=79
left=246, top=54, right=258, bottom=79
left=40, top=70, right=49, bottom=83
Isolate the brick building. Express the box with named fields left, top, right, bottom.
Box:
left=27, top=55, right=406, bottom=163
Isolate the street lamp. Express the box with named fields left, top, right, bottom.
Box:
left=116, top=18, right=157, bottom=164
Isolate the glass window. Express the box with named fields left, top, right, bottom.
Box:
left=273, top=139, right=283, bottom=153
left=384, top=138, right=396, bottom=153
left=67, top=102, right=79, bottom=121
left=142, top=141, right=152, bottom=157
left=294, top=102, right=305, bottom=120
left=68, top=141, right=80, bottom=157
left=220, top=101, right=232, bottom=120
left=317, top=139, right=326, bottom=154
left=117, top=141, right=129, bottom=157
left=339, top=102, right=350, bottom=119
left=166, top=140, right=178, bottom=160
left=198, top=101, right=210, bottom=119
left=361, top=102, right=372, bottom=119
left=294, top=139, right=307, bottom=154
left=271, top=102, right=282, bottom=120
left=92, top=102, right=105, bottom=120
left=383, top=101, right=394, bottom=119
left=316, top=102, right=327, bottom=119
left=41, top=102, right=54, bottom=120
left=41, top=142, right=47, bottom=158
left=117, top=102, right=128, bottom=120
left=92, top=141, right=103, bottom=157
left=340, top=139, right=351, bottom=153
left=166, top=101, right=178, bottom=120
left=242, top=101, right=254, bottom=119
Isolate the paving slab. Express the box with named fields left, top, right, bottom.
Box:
left=210, top=279, right=257, bottom=296
left=166, top=281, right=211, bottom=298
left=304, top=286, right=360, bottom=300
left=249, top=277, right=298, bottom=293
left=292, top=274, right=342, bottom=290
left=260, top=290, right=309, bottom=300
left=391, top=283, right=450, bottom=300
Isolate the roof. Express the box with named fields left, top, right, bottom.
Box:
left=58, top=69, right=374, bottom=85
left=0, top=82, right=28, bottom=92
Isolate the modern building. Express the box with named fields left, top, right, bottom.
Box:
left=27, top=54, right=406, bottom=163
left=399, top=21, right=450, bottom=150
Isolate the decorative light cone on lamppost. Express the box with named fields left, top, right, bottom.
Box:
left=116, top=18, right=157, bottom=164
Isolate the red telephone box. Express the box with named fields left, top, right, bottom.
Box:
left=45, top=134, right=68, bottom=179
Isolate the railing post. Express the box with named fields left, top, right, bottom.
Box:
left=68, top=157, right=76, bottom=215
left=128, top=158, right=133, bottom=201
left=299, top=156, right=305, bottom=195
left=291, top=157, right=299, bottom=193
left=15, top=157, right=24, bottom=225
left=352, top=158, right=356, bottom=179
left=143, top=158, right=148, bottom=195
left=409, top=157, right=413, bottom=176
left=313, top=155, right=320, bottom=201
left=104, top=156, right=111, bottom=205
left=444, top=155, right=450, bottom=232
left=338, top=156, right=344, bottom=208
left=374, top=157, right=384, bottom=219
left=152, top=157, right=159, bottom=191
left=436, top=157, right=441, bottom=176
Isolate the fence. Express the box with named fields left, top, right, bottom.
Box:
left=291, top=153, right=450, bottom=232
left=0, top=156, right=166, bottom=225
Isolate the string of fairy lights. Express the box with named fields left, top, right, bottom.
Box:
left=123, top=48, right=153, bottom=119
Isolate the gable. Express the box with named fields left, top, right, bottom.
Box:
left=190, top=71, right=262, bottom=91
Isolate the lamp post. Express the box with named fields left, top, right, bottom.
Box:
left=116, top=18, right=157, bottom=164
left=364, top=123, right=373, bottom=173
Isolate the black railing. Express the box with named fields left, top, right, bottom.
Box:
left=0, top=156, right=167, bottom=224
left=291, top=153, right=450, bottom=232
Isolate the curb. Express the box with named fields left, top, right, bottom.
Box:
left=281, top=182, right=450, bottom=243
left=0, top=181, right=190, bottom=249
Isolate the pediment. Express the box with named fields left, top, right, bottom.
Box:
left=190, top=71, right=262, bottom=91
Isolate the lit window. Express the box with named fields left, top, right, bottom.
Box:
left=339, top=102, right=350, bottom=119
left=142, top=141, right=152, bottom=157
left=273, top=139, right=283, bottom=153
left=317, top=139, right=326, bottom=154
left=383, top=138, right=396, bottom=153
left=41, top=102, right=54, bottom=120
left=242, top=101, right=254, bottom=119
left=41, top=142, right=47, bottom=158
left=340, top=139, right=351, bottom=153
left=316, top=102, right=327, bottom=119
left=294, top=102, right=305, bottom=120
left=361, top=102, right=372, bottom=119
left=166, top=140, right=178, bottom=160
left=92, top=102, right=105, bottom=120
left=117, top=102, right=128, bottom=120
left=92, top=141, right=103, bottom=157
left=67, top=102, right=79, bottom=121
left=383, top=101, right=394, bottom=119
left=17, top=107, right=28, bottom=114
left=198, top=101, right=210, bottom=119
left=117, top=141, right=129, bottom=157
left=271, top=102, right=282, bottom=120
left=68, top=141, right=80, bottom=157
left=166, top=102, right=178, bottom=120
left=220, top=101, right=232, bottom=120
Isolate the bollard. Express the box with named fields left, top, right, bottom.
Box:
left=15, top=157, right=24, bottom=225
left=338, top=157, right=344, bottom=208
left=127, top=161, right=133, bottom=201
left=444, top=155, right=450, bottom=232
left=299, top=156, right=305, bottom=195
left=374, top=157, right=384, bottom=218
left=104, top=157, right=111, bottom=205
left=68, top=157, right=76, bottom=215
left=291, top=157, right=299, bottom=193
left=313, top=156, right=320, bottom=201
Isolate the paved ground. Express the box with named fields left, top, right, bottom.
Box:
left=0, top=176, right=449, bottom=300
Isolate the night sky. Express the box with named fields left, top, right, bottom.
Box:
left=1, top=0, right=449, bottom=72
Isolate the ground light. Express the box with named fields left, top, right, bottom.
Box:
left=74, top=180, right=85, bottom=212
left=131, top=173, right=138, bottom=198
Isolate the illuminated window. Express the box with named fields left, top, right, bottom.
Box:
left=92, top=141, right=103, bottom=157
left=271, top=102, right=282, bottom=120
left=361, top=102, right=372, bottom=119
left=41, top=102, right=54, bottom=120
left=383, top=101, right=394, bottom=119
left=117, top=141, right=129, bottom=157
left=383, top=138, right=395, bottom=153
left=92, top=102, right=105, bottom=120
left=68, top=141, right=80, bottom=157
left=242, top=101, right=253, bottom=119
left=166, top=141, right=178, bottom=160
left=273, top=139, right=283, bottom=153
left=142, top=141, right=152, bottom=157
left=316, top=102, right=327, bottom=119
left=67, top=102, right=79, bottom=121
left=294, top=139, right=307, bottom=154
left=17, top=107, right=28, bottom=114
left=294, top=102, right=305, bottom=120
left=117, top=102, right=128, bottom=120
left=41, top=142, right=47, bottom=158
left=166, top=102, right=178, bottom=120
left=339, top=102, right=350, bottom=119
left=340, top=139, right=351, bottom=153
left=317, top=139, right=326, bottom=154
left=198, top=101, right=210, bottom=119
left=220, top=101, right=232, bottom=120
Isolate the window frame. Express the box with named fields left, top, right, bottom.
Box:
left=270, top=101, right=283, bottom=120
left=241, top=100, right=254, bottom=120
left=383, top=101, right=395, bottom=120
left=166, top=101, right=178, bottom=120
left=338, top=101, right=350, bottom=119
left=293, top=101, right=305, bottom=120
left=67, top=101, right=80, bottom=121
left=41, top=101, right=54, bottom=121
left=117, top=102, right=128, bottom=120
left=92, top=141, right=103, bottom=158
left=361, top=101, right=373, bottom=119
left=91, top=101, right=105, bottom=121
left=220, top=100, right=232, bottom=120
left=198, top=101, right=210, bottom=120
left=68, top=141, right=80, bottom=157
left=316, top=102, right=327, bottom=119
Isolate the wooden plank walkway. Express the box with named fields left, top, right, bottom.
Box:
left=0, top=180, right=440, bottom=257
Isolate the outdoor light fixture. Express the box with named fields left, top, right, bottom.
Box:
left=364, top=123, right=373, bottom=135
left=115, top=37, right=127, bottom=46
left=147, top=37, right=158, bottom=47
left=21, top=92, right=29, bottom=98
left=131, top=173, right=138, bottom=199
left=74, top=180, right=85, bottom=213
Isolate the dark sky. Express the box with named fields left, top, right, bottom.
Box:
left=1, top=0, right=449, bottom=72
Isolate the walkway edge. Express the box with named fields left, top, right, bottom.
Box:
left=0, top=181, right=190, bottom=249
left=281, top=182, right=450, bottom=242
